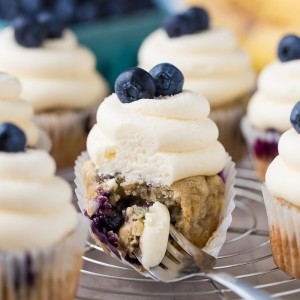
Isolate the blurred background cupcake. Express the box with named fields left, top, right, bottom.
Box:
left=138, top=6, right=255, bottom=161
left=0, top=72, right=51, bottom=151
left=242, top=35, right=300, bottom=181
left=0, top=123, right=88, bottom=299
left=263, top=102, right=300, bottom=278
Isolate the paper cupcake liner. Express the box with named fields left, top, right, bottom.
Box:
left=262, top=186, right=300, bottom=278
left=241, top=117, right=281, bottom=181
left=33, top=107, right=97, bottom=170
left=74, top=152, right=236, bottom=264
left=210, top=94, right=249, bottom=162
left=0, top=215, right=89, bottom=300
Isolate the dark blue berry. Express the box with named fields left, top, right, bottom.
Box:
left=36, top=11, right=65, bottom=39
left=290, top=101, right=300, bottom=133
left=0, top=0, right=19, bottom=20
left=19, top=0, right=43, bottom=15
left=278, top=35, right=300, bottom=62
left=54, top=0, right=76, bottom=23
left=0, top=123, right=26, bottom=152
left=149, top=63, right=184, bottom=96
left=163, top=7, right=209, bottom=38
left=13, top=15, right=47, bottom=47
left=103, top=211, right=123, bottom=232
left=185, top=7, right=209, bottom=32
left=75, top=0, right=100, bottom=22
left=114, top=67, right=155, bottom=103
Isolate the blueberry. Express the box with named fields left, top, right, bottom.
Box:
left=114, top=67, right=155, bottom=103
left=185, top=7, right=209, bottom=32
left=163, top=14, right=192, bottom=38
left=0, top=0, right=19, bottom=20
left=290, top=101, right=300, bottom=133
left=0, top=123, right=26, bottom=152
left=163, top=7, right=209, bottom=38
left=278, top=35, right=300, bottom=62
left=36, top=11, right=65, bottom=38
left=19, top=0, right=43, bottom=15
left=54, top=0, right=76, bottom=23
left=149, top=63, right=184, bottom=96
left=13, top=15, right=47, bottom=47
left=103, top=211, right=123, bottom=232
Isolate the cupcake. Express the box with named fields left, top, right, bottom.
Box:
left=263, top=101, right=300, bottom=278
left=75, top=64, right=235, bottom=269
left=138, top=7, right=255, bottom=161
left=0, top=15, right=109, bottom=169
left=0, top=72, right=51, bottom=151
left=242, top=34, right=300, bottom=181
left=0, top=122, right=88, bottom=299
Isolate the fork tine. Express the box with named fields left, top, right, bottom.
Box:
left=166, top=241, right=189, bottom=262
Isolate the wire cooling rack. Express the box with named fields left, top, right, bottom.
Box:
left=74, top=161, right=300, bottom=300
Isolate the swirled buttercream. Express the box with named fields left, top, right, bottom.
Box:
left=266, top=128, right=300, bottom=207
left=0, top=72, right=38, bottom=146
left=138, top=28, right=255, bottom=107
left=87, top=91, right=226, bottom=185
left=0, top=29, right=108, bottom=112
left=247, top=60, right=300, bottom=132
left=0, top=150, right=78, bottom=250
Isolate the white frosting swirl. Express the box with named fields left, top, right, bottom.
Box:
left=266, top=128, right=300, bottom=207
left=0, top=29, right=108, bottom=112
left=0, top=72, right=38, bottom=146
left=247, top=60, right=300, bottom=132
left=0, top=150, right=78, bottom=250
left=87, top=91, right=226, bottom=185
left=138, top=28, right=255, bottom=107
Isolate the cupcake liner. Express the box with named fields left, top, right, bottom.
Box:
left=210, top=94, right=249, bottom=162
left=0, top=215, right=89, bottom=300
left=262, top=186, right=300, bottom=278
left=33, top=107, right=97, bottom=170
left=241, top=117, right=281, bottom=181
left=74, top=152, right=236, bottom=263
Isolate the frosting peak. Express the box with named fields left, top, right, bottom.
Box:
left=0, top=150, right=77, bottom=250
left=138, top=28, right=255, bottom=107
left=0, top=29, right=108, bottom=112
left=87, top=91, right=226, bottom=185
left=0, top=72, right=38, bottom=146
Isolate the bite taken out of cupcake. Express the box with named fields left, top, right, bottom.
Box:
left=138, top=7, right=255, bottom=161
left=263, top=101, right=300, bottom=279
left=76, top=63, right=236, bottom=270
left=0, top=13, right=109, bottom=169
left=242, top=34, right=300, bottom=181
left=0, top=122, right=88, bottom=299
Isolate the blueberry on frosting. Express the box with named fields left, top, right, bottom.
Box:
left=114, top=67, right=155, bottom=103
left=149, top=63, right=184, bottom=96
left=163, top=6, right=209, bottom=38
left=290, top=101, right=300, bottom=133
left=0, top=123, right=26, bottom=152
left=278, top=35, right=300, bottom=62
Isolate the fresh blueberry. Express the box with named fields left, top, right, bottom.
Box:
left=290, top=101, right=300, bottom=133
left=149, top=63, right=184, bottom=96
left=36, top=11, right=65, bottom=38
left=53, top=0, right=76, bottom=23
left=163, top=14, right=192, bottom=38
left=13, top=15, right=47, bottom=47
left=185, top=7, right=209, bottom=32
left=0, top=0, right=19, bottom=21
left=19, top=0, right=43, bottom=15
left=0, top=123, right=26, bottom=152
left=114, top=67, right=155, bottom=103
left=278, top=35, right=300, bottom=62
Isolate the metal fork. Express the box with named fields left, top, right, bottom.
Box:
left=137, top=225, right=272, bottom=300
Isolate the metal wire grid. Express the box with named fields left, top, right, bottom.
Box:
left=74, top=166, right=300, bottom=300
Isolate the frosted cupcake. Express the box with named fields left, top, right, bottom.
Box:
left=263, top=101, right=300, bottom=278
left=242, top=34, right=300, bottom=181
left=0, top=122, right=88, bottom=299
left=75, top=64, right=235, bottom=269
left=0, top=72, right=51, bottom=151
left=0, top=16, right=108, bottom=169
left=138, top=7, right=255, bottom=161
